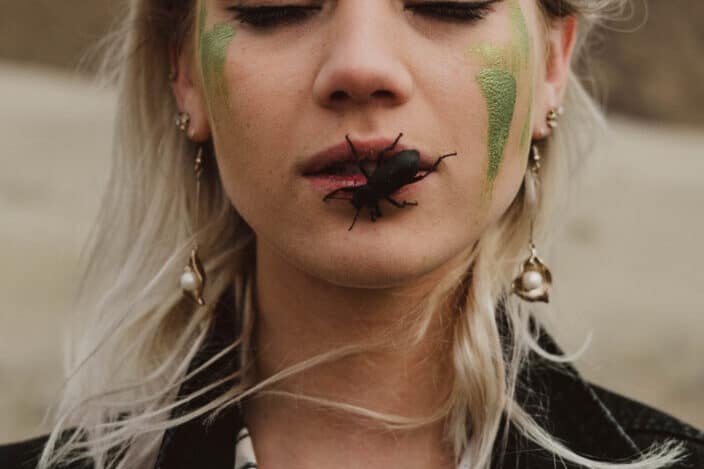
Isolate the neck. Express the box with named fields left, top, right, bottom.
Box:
left=241, top=238, right=466, bottom=468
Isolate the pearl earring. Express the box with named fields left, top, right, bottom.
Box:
left=175, top=111, right=207, bottom=306
left=180, top=145, right=207, bottom=306
left=512, top=144, right=552, bottom=303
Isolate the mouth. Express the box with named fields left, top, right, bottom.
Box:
left=310, top=160, right=378, bottom=176
left=300, top=133, right=434, bottom=176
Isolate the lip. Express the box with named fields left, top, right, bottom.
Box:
left=299, top=134, right=435, bottom=175
left=304, top=173, right=428, bottom=196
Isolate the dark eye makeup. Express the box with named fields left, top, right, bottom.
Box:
left=226, top=1, right=500, bottom=29
left=226, top=5, right=321, bottom=28
left=406, top=1, right=499, bottom=23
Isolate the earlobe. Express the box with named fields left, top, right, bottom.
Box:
left=170, top=41, right=212, bottom=142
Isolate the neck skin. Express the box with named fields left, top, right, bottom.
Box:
left=241, top=237, right=468, bottom=469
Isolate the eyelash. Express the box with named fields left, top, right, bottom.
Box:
left=227, top=1, right=497, bottom=29
left=227, top=5, right=320, bottom=28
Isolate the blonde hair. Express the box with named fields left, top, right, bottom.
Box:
left=39, top=0, right=686, bottom=468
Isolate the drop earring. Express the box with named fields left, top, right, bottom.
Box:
left=512, top=143, right=552, bottom=303
left=175, top=112, right=207, bottom=306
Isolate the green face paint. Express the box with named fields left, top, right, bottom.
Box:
left=510, top=0, right=530, bottom=71
left=466, top=1, right=529, bottom=75
left=467, top=43, right=517, bottom=71
left=512, top=0, right=534, bottom=154
left=198, top=1, right=236, bottom=104
left=519, top=96, right=533, bottom=153
left=476, top=69, right=517, bottom=181
left=466, top=0, right=532, bottom=196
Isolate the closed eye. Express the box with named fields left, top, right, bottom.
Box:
left=227, top=5, right=321, bottom=29
left=227, top=1, right=499, bottom=30
left=405, top=0, right=500, bottom=23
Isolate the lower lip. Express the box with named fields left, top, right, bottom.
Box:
left=303, top=173, right=431, bottom=195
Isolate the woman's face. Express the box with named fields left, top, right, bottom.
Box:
left=177, top=0, right=570, bottom=288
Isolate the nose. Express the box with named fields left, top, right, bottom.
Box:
left=312, top=2, right=414, bottom=110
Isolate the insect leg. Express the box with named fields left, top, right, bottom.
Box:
left=348, top=207, right=362, bottom=231
left=427, top=152, right=457, bottom=173
left=345, top=134, right=360, bottom=159
left=385, top=196, right=417, bottom=208
left=379, top=132, right=404, bottom=158
left=346, top=134, right=371, bottom=178
left=411, top=152, right=457, bottom=183
left=369, top=203, right=382, bottom=222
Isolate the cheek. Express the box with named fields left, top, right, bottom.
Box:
left=197, top=3, right=236, bottom=116
left=476, top=69, right=518, bottom=185
left=208, top=65, right=306, bottom=231
left=474, top=71, right=532, bottom=227
left=465, top=0, right=535, bottom=206
left=199, top=25, right=235, bottom=102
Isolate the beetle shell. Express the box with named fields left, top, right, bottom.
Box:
left=368, top=150, right=421, bottom=188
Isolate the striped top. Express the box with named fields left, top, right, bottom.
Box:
left=234, top=426, right=472, bottom=469
left=234, top=427, right=257, bottom=469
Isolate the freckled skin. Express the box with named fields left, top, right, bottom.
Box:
left=178, top=0, right=564, bottom=294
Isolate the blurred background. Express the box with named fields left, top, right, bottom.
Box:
left=1, top=0, right=702, bottom=443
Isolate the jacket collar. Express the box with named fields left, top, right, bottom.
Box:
left=156, top=285, right=640, bottom=468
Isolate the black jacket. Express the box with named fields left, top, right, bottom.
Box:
left=2, top=287, right=703, bottom=468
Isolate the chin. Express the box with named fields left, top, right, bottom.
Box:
left=311, top=257, right=436, bottom=289
left=292, top=228, right=469, bottom=289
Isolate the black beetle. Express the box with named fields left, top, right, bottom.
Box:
left=323, top=132, right=457, bottom=230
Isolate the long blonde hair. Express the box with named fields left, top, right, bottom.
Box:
left=39, top=0, right=685, bottom=468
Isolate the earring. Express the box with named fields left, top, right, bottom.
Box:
left=180, top=145, right=207, bottom=306
left=511, top=144, right=552, bottom=303
left=546, top=106, right=564, bottom=129
left=175, top=112, right=191, bottom=133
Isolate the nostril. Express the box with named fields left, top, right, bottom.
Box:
left=330, top=90, right=348, bottom=101
left=371, top=90, right=393, bottom=99
left=329, top=89, right=394, bottom=103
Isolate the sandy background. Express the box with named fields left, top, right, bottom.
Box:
left=1, top=1, right=703, bottom=443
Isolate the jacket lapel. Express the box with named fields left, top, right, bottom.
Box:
left=493, top=332, right=641, bottom=468
left=156, top=286, right=640, bottom=468
left=155, top=285, right=243, bottom=469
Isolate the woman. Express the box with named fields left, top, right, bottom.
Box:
left=2, top=0, right=702, bottom=468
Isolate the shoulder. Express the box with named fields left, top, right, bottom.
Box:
left=590, top=382, right=704, bottom=467
left=511, top=327, right=704, bottom=468
left=523, top=328, right=704, bottom=466
left=1, top=434, right=50, bottom=469
left=0, top=432, right=93, bottom=469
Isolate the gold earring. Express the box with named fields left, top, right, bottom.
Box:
left=180, top=145, right=207, bottom=306
left=175, top=112, right=191, bottom=133
left=546, top=106, right=564, bottom=129
left=512, top=144, right=552, bottom=303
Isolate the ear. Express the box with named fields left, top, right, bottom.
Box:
left=534, top=15, right=578, bottom=138
left=170, top=39, right=211, bottom=142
